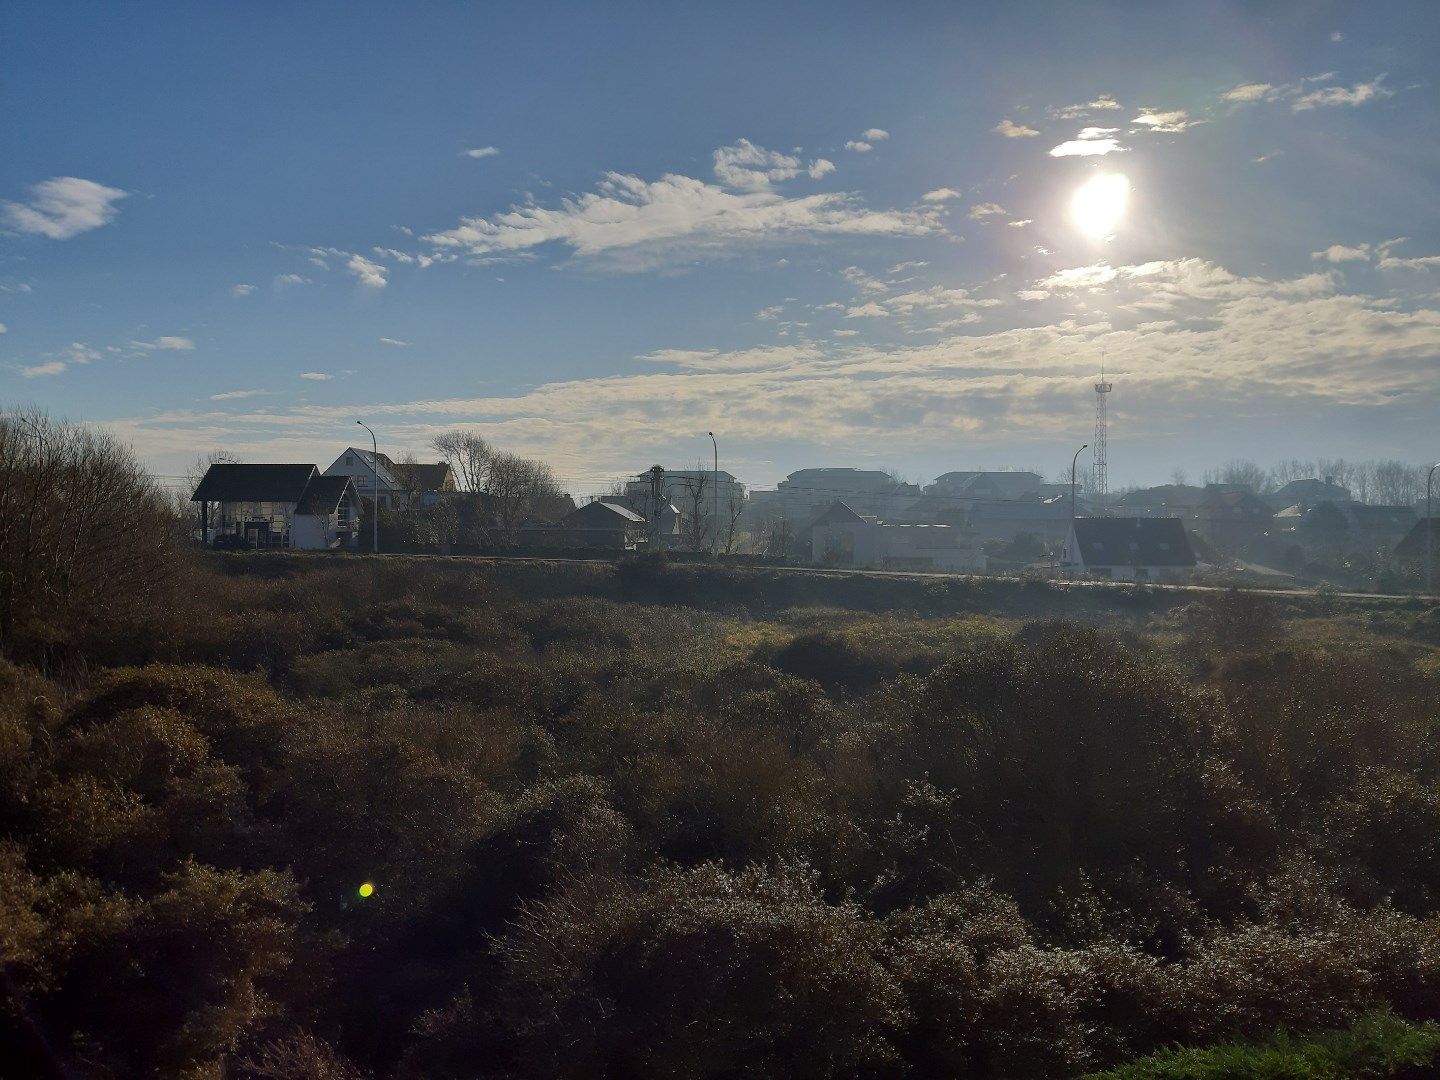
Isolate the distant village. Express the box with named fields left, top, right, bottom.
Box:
left=189, top=439, right=1439, bottom=589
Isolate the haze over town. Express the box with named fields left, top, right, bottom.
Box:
left=3, top=1, right=1439, bottom=496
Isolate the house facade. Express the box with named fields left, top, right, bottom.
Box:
left=323, top=449, right=455, bottom=510
left=191, top=464, right=360, bottom=550
left=810, top=501, right=986, bottom=572
left=1062, top=517, right=1197, bottom=582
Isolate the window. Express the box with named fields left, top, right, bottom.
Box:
left=346, top=456, right=354, bottom=466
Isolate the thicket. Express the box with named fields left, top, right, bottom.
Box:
left=1, top=500, right=1439, bottom=1076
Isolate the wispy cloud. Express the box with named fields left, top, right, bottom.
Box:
left=1131, top=109, right=1202, bottom=133
left=844, top=140, right=874, bottom=153
left=299, top=371, right=333, bottom=381
left=274, top=273, right=310, bottom=288
left=968, top=202, right=1008, bottom=220
left=921, top=187, right=960, bottom=203
left=1047, top=95, right=1121, bottom=120
left=347, top=253, right=388, bottom=288
left=231, top=283, right=257, bottom=297
left=994, top=119, right=1039, bottom=138
left=379, top=337, right=409, bottom=347
left=712, top=139, right=832, bottom=190
left=2, top=177, right=128, bottom=239
left=156, top=336, right=195, bottom=350
left=1222, top=73, right=1392, bottom=111
left=462, top=146, right=500, bottom=159
left=210, top=389, right=270, bottom=401
left=1313, top=244, right=1370, bottom=263
left=422, top=148, right=942, bottom=270
left=1049, top=132, right=1125, bottom=157
left=21, top=361, right=67, bottom=378
left=861, top=128, right=889, bottom=141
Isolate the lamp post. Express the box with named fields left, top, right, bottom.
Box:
left=707, top=430, right=719, bottom=557
left=1071, top=443, right=1088, bottom=521
left=356, top=420, right=379, bottom=554
left=1427, top=462, right=1440, bottom=595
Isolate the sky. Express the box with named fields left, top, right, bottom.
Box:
left=2, top=0, right=1439, bottom=497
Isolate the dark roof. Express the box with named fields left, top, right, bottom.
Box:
left=1395, top=518, right=1439, bottom=559
left=1199, top=486, right=1274, bottom=521
left=808, top=500, right=871, bottom=529
left=390, top=461, right=453, bottom=492
left=295, top=475, right=357, bottom=515
left=563, top=501, right=645, bottom=527
left=1072, top=517, right=1196, bottom=567
left=1117, top=484, right=1206, bottom=510
left=192, top=463, right=318, bottom=503
left=1349, top=504, right=1417, bottom=531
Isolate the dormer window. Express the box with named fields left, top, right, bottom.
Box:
left=345, top=456, right=354, bottom=466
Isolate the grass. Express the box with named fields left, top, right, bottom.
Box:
left=1084, top=1009, right=1440, bottom=1079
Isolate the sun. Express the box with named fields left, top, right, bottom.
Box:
left=1071, top=173, right=1131, bottom=239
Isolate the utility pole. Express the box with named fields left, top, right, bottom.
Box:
left=356, top=420, right=379, bottom=554
left=1427, top=462, right=1439, bottom=595
left=1069, top=443, right=1087, bottom=579
left=647, top=464, right=665, bottom=549
left=708, top=431, right=719, bottom=557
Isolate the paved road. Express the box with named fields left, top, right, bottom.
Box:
left=345, top=551, right=1435, bottom=605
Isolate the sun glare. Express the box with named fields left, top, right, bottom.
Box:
left=1071, top=173, right=1131, bottom=239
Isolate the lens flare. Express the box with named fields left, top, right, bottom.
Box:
left=357, top=881, right=375, bottom=899
left=1071, top=173, right=1131, bottom=239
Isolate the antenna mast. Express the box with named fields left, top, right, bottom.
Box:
left=1093, top=349, right=1112, bottom=514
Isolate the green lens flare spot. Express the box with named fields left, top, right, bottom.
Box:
left=357, top=882, right=375, bottom=899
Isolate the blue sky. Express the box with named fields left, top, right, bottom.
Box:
left=3, top=0, right=1438, bottom=495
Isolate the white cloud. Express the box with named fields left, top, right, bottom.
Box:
left=712, top=139, right=816, bottom=190
left=994, top=119, right=1039, bottom=138
left=861, top=128, right=890, bottom=141
left=756, top=305, right=784, bottom=320
left=1313, top=244, right=1370, bottom=263
left=1222, top=82, right=1273, bottom=103
left=155, top=336, right=195, bottom=351
left=21, top=361, right=67, bottom=378
left=921, top=187, right=961, bottom=203
left=808, top=158, right=836, bottom=179
left=1222, top=74, right=1392, bottom=112
left=210, top=389, right=269, bottom=401
left=1330, top=31, right=1344, bottom=42
left=1048, top=95, right=1121, bottom=120
left=231, top=283, right=257, bottom=297
left=1008, top=219, right=1033, bottom=228
left=423, top=167, right=942, bottom=270
left=1049, top=138, right=1125, bottom=157
left=1131, top=109, right=1201, bottom=133
left=63, top=342, right=100, bottom=365
left=379, top=337, right=409, bottom=347
left=299, top=372, right=333, bottom=381
left=103, top=255, right=1440, bottom=485
left=844, top=140, right=873, bottom=153
left=0, top=322, right=6, bottom=334
left=463, top=146, right=501, bottom=159
left=347, top=253, right=388, bottom=288
left=2, top=177, right=128, bottom=240
left=1253, top=150, right=1282, bottom=164
left=1292, top=75, right=1390, bottom=111
left=968, top=202, right=1007, bottom=220
left=274, top=273, right=310, bottom=288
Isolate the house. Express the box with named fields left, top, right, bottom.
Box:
left=1191, top=485, right=1275, bottom=553
left=925, top=470, right=1045, bottom=502
left=1062, top=517, right=1197, bottom=582
left=323, top=449, right=456, bottom=510
left=810, top=501, right=986, bottom=572
left=1347, top=504, right=1417, bottom=548
left=966, top=493, right=1086, bottom=544
left=1116, top=484, right=1208, bottom=519
left=550, top=500, right=648, bottom=549
left=1265, top=477, right=1353, bottom=512
left=748, top=468, right=920, bottom=527
left=624, top=468, right=745, bottom=518
left=389, top=461, right=457, bottom=508
left=191, top=464, right=360, bottom=550
left=1393, top=518, right=1438, bottom=566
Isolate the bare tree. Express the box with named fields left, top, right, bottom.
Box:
left=486, top=451, right=563, bottom=544
left=431, top=430, right=493, bottom=492
left=719, top=490, right=746, bottom=555
left=1372, top=460, right=1423, bottom=506
left=675, top=470, right=711, bottom=552
left=0, top=409, right=178, bottom=657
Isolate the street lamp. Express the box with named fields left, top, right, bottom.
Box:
left=707, top=431, right=719, bottom=557
left=356, top=420, right=379, bottom=554
left=1427, top=462, right=1440, bottom=596
left=1071, top=444, right=1088, bottom=521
